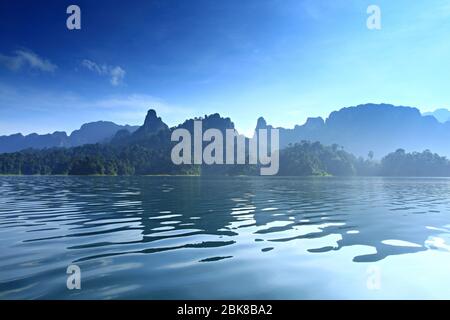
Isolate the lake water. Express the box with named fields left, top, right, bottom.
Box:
left=1, top=176, right=450, bottom=299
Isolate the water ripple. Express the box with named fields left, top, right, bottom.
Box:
left=1, top=176, right=450, bottom=299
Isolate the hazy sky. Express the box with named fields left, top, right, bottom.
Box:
left=1, top=0, right=450, bottom=136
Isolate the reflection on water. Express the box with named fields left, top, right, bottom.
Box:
left=1, top=176, right=450, bottom=299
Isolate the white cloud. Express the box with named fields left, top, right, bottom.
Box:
left=0, top=49, right=57, bottom=72
left=81, top=59, right=125, bottom=86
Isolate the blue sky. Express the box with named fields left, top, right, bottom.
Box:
left=1, top=0, right=450, bottom=136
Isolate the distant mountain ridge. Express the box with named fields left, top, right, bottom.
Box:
left=261, top=103, right=450, bottom=158
left=2, top=103, right=450, bottom=158
left=0, top=121, right=139, bottom=153
left=423, top=108, right=450, bottom=123
left=2, top=106, right=450, bottom=177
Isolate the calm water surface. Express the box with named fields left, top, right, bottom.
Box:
left=1, top=176, right=450, bottom=299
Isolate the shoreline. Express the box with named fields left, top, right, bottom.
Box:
left=1, top=174, right=450, bottom=178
